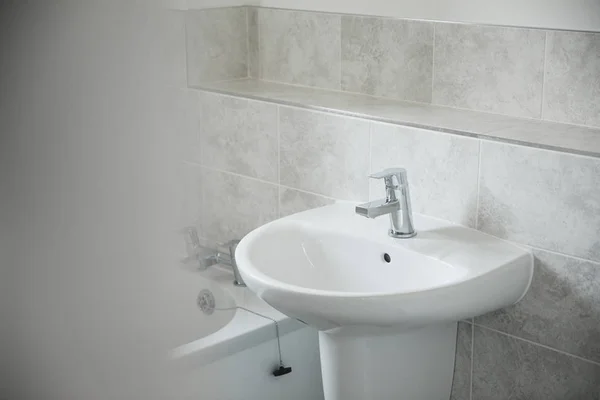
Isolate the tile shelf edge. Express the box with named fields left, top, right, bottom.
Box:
left=191, top=78, right=600, bottom=159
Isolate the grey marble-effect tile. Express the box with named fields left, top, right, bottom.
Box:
left=185, top=8, right=248, bottom=85
left=258, top=9, right=341, bottom=89
left=247, top=7, right=259, bottom=79
left=478, top=141, right=600, bottom=262
left=279, top=107, right=370, bottom=200
left=279, top=187, right=335, bottom=218
left=543, top=30, right=600, bottom=128
left=484, top=118, right=600, bottom=158
left=199, top=92, right=278, bottom=182
left=476, top=249, right=600, bottom=363
left=472, top=327, right=600, bottom=400
left=192, top=79, right=525, bottom=140
left=163, top=10, right=187, bottom=88
left=199, top=168, right=278, bottom=243
left=451, top=322, right=472, bottom=400
left=433, top=23, right=545, bottom=119
left=341, top=16, right=433, bottom=102
left=192, top=79, right=600, bottom=158
left=370, top=123, right=480, bottom=226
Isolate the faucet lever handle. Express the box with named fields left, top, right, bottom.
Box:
left=182, top=226, right=201, bottom=248
left=369, top=168, right=408, bottom=187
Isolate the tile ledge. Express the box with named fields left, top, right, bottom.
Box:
left=191, top=78, right=600, bottom=158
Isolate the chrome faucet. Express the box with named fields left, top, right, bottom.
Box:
left=355, top=168, right=416, bottom=238
left=226, top=239, right=245, bottom=287
left=183, top=227, right=246, bottom=286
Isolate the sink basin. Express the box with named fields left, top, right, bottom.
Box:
left=235, top=202, right=533, bottom=400
left=236, top=202, right=533, bottom=332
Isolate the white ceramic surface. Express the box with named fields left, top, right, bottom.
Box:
left=236, top=202, right=534, bottom=334
left=236, top=202, right=534, bottom=399
left=169, top=267, right=323, bottom=400
left=169, top=266, right=303, bottom=365
left=166, top=267, right=236, bottom=349
left=319, top=323, right=457, bottom=400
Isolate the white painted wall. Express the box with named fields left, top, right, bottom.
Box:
left=187, top=0, right=258, bottom=8
left=179, top=0, right=600, bottom=31
left=259, top=0, right=600, bottom=31
left=168, top=0, right=255, bottom=10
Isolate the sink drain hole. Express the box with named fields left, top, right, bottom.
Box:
left=383, top=253, right=391, bottom=263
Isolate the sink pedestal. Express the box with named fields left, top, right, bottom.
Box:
left=236, top=203, right=534, bottom=398
left=318, top=323, right=457, bottom=400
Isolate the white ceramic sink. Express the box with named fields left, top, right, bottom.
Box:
left=236, top=202, right=533, bottom=400
left=236, top=202, right=533, bottom=332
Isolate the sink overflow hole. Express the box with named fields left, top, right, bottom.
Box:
left=383, top=253, right=391, bottom=263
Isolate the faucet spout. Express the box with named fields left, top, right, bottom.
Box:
left=355, top=199, right=400, bottom=219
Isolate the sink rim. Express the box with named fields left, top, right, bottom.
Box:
left=236, top=203, right=533, bottom=299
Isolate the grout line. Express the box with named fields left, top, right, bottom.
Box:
left=524, top=243, right=600, bottom=266
left=472, top=323, right=600, bottom=367
left=368, top=122, right=374, bottom=200
left=193, top=162, right=340, bottom=202
left=278, top=184, right=340, bottom=201
left=470, top=322, right=474, bottom=400
left=368, top=122, right=373, bottom=174
left=277, top=105, right=281, bottom=186
left=183, top=10, right=190, bottom=88
left=474, top=140, right=482, bottom=229
left=196, top=164, right=279, bottom=186
left=465, top=220, right=600, bottom=266
left=277, top=105, right=281, bottom=218
left=257, top=7, right=262, bottom=79
left=245, top=6, right=251, bottom=78
left=277, top=184, right=282, bottom=219
left=339, top=14, right=343, bottom=91
left=469, top=318, right=475, bottom=400
left=474, top=136, right=600, bottom=164
left=540, top=30, right=549, bottom=120
left=431, top=23, right=436, bottom=102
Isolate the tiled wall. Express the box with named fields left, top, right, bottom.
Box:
left=186, top=6, right=600, bottom=129
left=185, top=7, right=248, bottom=85
left=179, top=6, right=600, bottom=400
left=182, top=90, right=600, bottom=399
